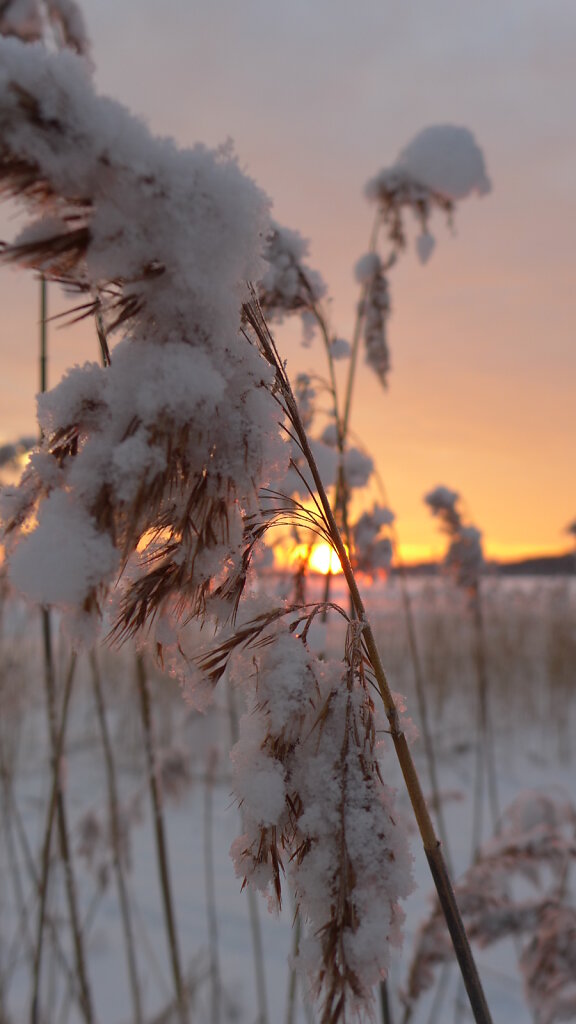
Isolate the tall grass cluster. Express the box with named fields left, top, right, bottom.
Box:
left=0, top=4, right=575, bottom=1024
left=0, top=577, right=575, bottom=1023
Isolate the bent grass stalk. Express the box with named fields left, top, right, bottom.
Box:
left=246, top=300, right=493, bottom=1024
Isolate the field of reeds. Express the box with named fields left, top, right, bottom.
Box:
left=1, top=7, right=575, bottom=1022
left=0, top=571, right=574, bottom=1024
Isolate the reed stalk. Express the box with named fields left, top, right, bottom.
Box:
left=203, top=749, right=221, bottom=1024
left=340, top=212, right=381, bottom=443
left=135, top=653, right=188, bottom=1024
left=472, top=588, right=500, bottom=833
left=284, top=909, right=300, bottom=1024
left=379, top=978, right=394, bottom=1024
left=246, top=301, right=494, bottom=1024
left=298, top=207, right=453, bottom=880
left=226, top=681, right=270, bottom=1024
left=284, top=906, right=315, bottom=1024
left=0, top=739, right=34, bottom=1002
left=394, top=543, right=453, bottom=873
left=1, top=736, right=84, bottom=1013
left=31, top=639, right=94, bottom=1024
left=32, top=276, right=94, bottom=1024
left=89, top=651, right=143, bottom=1024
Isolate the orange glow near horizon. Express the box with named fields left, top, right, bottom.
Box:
left=308, top=543, right=344, bottom=576
left=282, top=542, right=345, bottom=576
left=395, top=539, right=575, bottom=567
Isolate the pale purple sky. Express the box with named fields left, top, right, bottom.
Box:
left=2, top=0, right=576, bottom=559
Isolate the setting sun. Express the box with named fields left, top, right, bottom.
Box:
left=308, top=543, right=343, bottom=575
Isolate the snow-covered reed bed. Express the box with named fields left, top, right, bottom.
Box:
left=0, top=574, right=574, bottom=1024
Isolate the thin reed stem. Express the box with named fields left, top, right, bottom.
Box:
left=284, top=908, right=301, bottom=1024
left=58, top=876, right=111, bottom=1024
left=39, top=275, right=47, bottom=394
left=426, top=961, right=452, bottom=1024
left=469, top=586, right=500, bottom=859
left=1, top=734, right=83, bottom=1014
left=379, top=978, right=394, bottom=1024
left=472, top=589, right=500, bottom=830
left=135, top=653, right=188, bottom=1024
left=340, top=211, right=381, bottom=442
left=0, top=744, right=34, bottom=1000
left=31, top=638, right=93, bottom=1024
left=204, top=751, right=221, bottom=1024
left=46, top=643, right=92, bottom=1024
left=245, top=305, right=494, bottom=1023
left=33, top=279, right=93, bottom=1022
left=90, top=651, right=143, bottom=1024
left=394, top=545, right=453, bottom=873
left=226, top=681, right=270, bottom=1024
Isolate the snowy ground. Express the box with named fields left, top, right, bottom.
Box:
left=0, top=573, right=574, bottom=1023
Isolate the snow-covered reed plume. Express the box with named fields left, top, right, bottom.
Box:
left=424, top=484, right=498, bottom=856
left=352, top=503, right=395, bottom=577
left=365, top=124, right=491, bottom=262
left=259, top=124, right=491, bottom=400
left=425, top=485, right=484, bottom=591
left=0, top=0, right=89, bottom=54
left=256, top=126, right=491, bottom=607
left=0, top=37, right=284, bottom=645
left=201, top=602, right=413, bottom=1022
left=0, top=36, right=495, bottom=1023
left=0, top=37, right=417, bottom=1022
left=259, top=221, right=327, bottom=343
left=403, top=790, right=576, bottom=1024
left=0, top=435, right=35, bottom=469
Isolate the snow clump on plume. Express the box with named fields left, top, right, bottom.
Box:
left=224, top=613, right=413, bottom=1021
left=258, top=221, right=327, bottom=343
left=352, top=503, right=395, bottom=577
left=0, top=37, right=285, bottom=644
left=392, top=124, right=491, bottom=201
left=354, top=251, right=391, bottom=386
left=0, top=0, right=90, bottom=54
left=365, top=124, right=491, bottom=264
left=424, top=484, right=484, bottom=590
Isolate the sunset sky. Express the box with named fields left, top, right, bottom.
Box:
left=1, top=0, right=575, bottom=563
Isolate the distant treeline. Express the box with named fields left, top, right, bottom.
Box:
left=397, top=553, right=576, bottom=577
